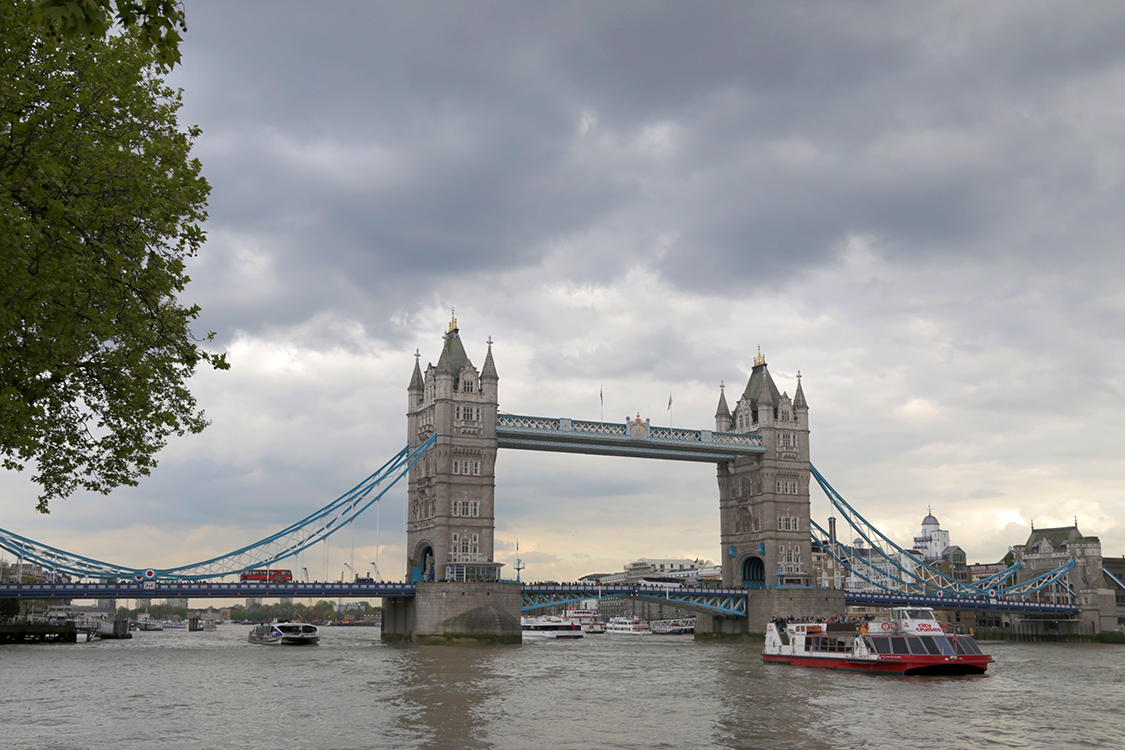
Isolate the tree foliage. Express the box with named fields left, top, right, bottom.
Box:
left=37, top=0, right=187, bottom=68
left=1, top=0, right=227, bottom=512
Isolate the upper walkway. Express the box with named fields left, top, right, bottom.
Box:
left=496, top=414, right=765, bottom=462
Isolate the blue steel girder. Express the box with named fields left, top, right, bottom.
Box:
left=811, top=465, right=985, bottom=595
left=1104, top=565, right=1125, bottom=592
left=520, top=584, right=748, bottom=617
left=497, top=414, right=764, bottom=463
left=0, top=436, right=436, bottom=582
left=0, top=581, right=417, bottom=600
left=845, top=590, right=1079, bottom=615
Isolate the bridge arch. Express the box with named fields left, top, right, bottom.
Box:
left=411, top=542, right=436, bottom=583
left=740, top=555, right=765, bottom=589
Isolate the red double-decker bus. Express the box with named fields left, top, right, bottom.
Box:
left=239, top=569, right=293, bottom=583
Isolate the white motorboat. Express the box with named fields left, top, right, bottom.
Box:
left=248, top=620, right=320, bottom=645
left=605, top=616, right=651, bottom=634
left=521, top=616, right=585, bottom=639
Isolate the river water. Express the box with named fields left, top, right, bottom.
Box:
left=3, top=625, right=1123, bottom=750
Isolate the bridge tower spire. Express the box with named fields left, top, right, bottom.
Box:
left=718, top=351, right=813, bottom=589
left=405, top=317, right=500, bottom=583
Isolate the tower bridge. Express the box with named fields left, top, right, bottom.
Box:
left=3, top=314, right=1119, bottom=641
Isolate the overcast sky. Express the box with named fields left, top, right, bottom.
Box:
left=4, top=1, right=1124, bottom=587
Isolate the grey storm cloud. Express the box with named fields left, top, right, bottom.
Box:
left=173, top=0, right=1125, bottom=331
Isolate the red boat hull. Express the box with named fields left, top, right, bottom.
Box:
left=763, top=653, right=991, bottom=675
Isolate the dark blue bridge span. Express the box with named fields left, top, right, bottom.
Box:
left=0, top=581, right=751, bottom=616
left=520, top=584, right=749, bottom=616
left=0, top=581, right=1079, bottom=617
left=0, top=580, right=417, bottom=601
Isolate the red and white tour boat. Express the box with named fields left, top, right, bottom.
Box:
left=559, top=607, right=607, bottom=634
left=763, top=607, right=992, bottom=676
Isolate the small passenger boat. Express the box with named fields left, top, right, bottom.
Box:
left=559, top=607, right=606, bottom=634
left=650, top=618, right=696, bottom=635
left=604, top=616, right=651, bottom=634
left=763, top=607, right=991, bottom=675
left=248, top=620, right=320, bottom=645
left=521, top=616, right=585, bottom=639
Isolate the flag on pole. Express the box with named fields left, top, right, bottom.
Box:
left=600, top=386, right=603, bottom=405
left=668, top=394, right=673, bottom=410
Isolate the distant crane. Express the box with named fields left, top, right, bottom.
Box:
left=343, top=562, right=355, bottom=581
left=369, top=561, right=379, bottom=581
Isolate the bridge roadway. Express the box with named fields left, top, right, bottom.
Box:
left=0, top=582, right=1079, bottom=616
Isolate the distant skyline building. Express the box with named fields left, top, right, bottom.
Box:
left=597, top=557, right=720, bottom=585
left=913, top=510, right=950, bottom=562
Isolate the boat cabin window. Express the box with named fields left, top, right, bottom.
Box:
left=807, top=636, right=850, bottom=653
left=954, top=636, right=983, bottom=655
left=904, top=609, right=936, bottom=620
left=869, top=636, right=891, bottom=654
left=917, top=635, right=952, bottom=655
left=891, top=637, right=911, bottom=655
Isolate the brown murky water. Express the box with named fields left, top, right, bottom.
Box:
left=3, top=626, right=1123, bottom=749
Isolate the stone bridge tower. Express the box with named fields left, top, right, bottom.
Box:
left=714, top=350, right=812, bottom=589
left=405, top=313, right=500, bottom=583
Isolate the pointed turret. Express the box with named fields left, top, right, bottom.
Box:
left=408, top=350, right=424, bottom=392
left=715, top=382, right=731, bottom=431
left=793, top=372, right=807, bottom=409
left=481, top=336, right=499, bottom=383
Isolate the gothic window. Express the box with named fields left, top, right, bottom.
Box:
left=473, top=461, right=481, bottom=476
left=471, top=501, right=480, bottom=517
